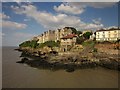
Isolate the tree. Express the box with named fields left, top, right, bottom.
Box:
left=83, top=32, right=92, bottom=39
left=71, top=27, right=77, bottom=34
left=36, top=41, right=60, bottom=48
left=30, top=40, right=39, bottom=48
left=77, top=31, right=82, bottom=35
left=76, top=36, right=85, bottom=44
left=19, top=40, right=39, bottom=48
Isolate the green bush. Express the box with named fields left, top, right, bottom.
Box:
left=37, top=41, right=60, bottom=48
left=77, top=31, right=82, bottom=35
left=70, top=27, right=82, bottom=35
left=83, top=32, right=92, bottom=39
left=76, top=36, right=85, bottom=44
left=93, top=48, right=97, bottom=52
left=19, top=40, right=60, bottom=49
left=19, top=40, right=39, bottom=48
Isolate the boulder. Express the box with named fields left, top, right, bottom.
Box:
left=16, top=58, right=29, bottom=63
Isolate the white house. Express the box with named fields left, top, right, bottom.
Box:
left=95, top=28, right=120, bottom=41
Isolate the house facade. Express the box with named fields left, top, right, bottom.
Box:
left=37, top=27, right=73, bottom=43
left=60, top=34, right=77, bottom=52
left=96, top=28, right=120, bottom=41
left=55, top=29, right=61, bottom=42
left=37, top=34, right=43, bottom=43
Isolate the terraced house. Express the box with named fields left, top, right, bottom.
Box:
left=37, top=27, right=73, bottom=43
left=95, top=28, right=120, bottom=41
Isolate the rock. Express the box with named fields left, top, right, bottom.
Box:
left=16, top=58, right=29, bottom=63
left=65, top=64, right=75, bottom=72
left=66, top=67, right=75, bottom=72
left=14, top=48, right=23, bottom=52
left=99, top=58, right=119, bottom=70
left=17, top=45, right=120, bottom=71
left=49, top=51, right=58, bottom=55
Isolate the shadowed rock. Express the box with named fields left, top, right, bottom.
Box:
left=16, top=58, right=29, bottom=63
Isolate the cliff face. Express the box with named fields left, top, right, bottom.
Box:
left=94, top=43, right=119, bottom=55
left=16, top=41, right=120, bottom=71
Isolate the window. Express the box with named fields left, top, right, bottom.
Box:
left=103, top=35, right=105, bottom=38
left=97, top=35, right=99, bottom=38
left=114, top=34, right=117, bottom=37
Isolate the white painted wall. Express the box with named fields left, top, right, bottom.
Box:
left=96, top=30, right=120, bottom=41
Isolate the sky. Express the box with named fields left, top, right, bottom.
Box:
left=1, top=2, right=119, bottom=46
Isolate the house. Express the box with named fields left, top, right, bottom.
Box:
left=31, top=36, right=38, bottom=41
left=90, top=33, right=95, bottom=40
left=37, top=30, right=55, bottom=43
left=95, top=28, right=120, bottom=41
left=37, top=27, right=73, bottom=44
left=55, top=29, right=61, bottom=42
left=37, top=34, right=43, bottom=43
left=60, top=34, right=77, bottom=52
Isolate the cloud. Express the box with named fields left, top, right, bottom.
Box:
left=0, top=13, right=10, bottom=19
left=86, top=2, right=116, bottom=8
left=24, top=18, right=30, bottom=21
left=68, top=2, right=117, bottom=9
left=2, top=0, right=33, bottom=2
left=12, top=4, right=103, bottom=30
left=0, top=13, right=27, bottom=30
left=2, top=20, right=27, bottom=30
left=92, top=18, right=102, bottom=25
left=83, top=23, right=103, bottom=30
left=12, top=4, right=82, bottom=29
left=2, top=0, right=28, bottom=5
left=54, top=3, right=84, bottom=15
left=63, top=0, right=118, bottom=2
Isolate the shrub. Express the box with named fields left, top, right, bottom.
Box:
left=76, top=36, right=85, bottom=44
left=83, top=32, right=92, bottom=39
left=19, top=40, right=39, bottom=48
left=70, top=27, right=82, bottom=35
left=19, top=40, right=60, bottom=49
left=37, top=41, right=60, bottom=48
left=77, top=31, right=82, bottom=35
left=93, top=48, right=97, bottom=52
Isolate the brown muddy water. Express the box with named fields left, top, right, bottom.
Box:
left=2, top=47, right=119, bottom=88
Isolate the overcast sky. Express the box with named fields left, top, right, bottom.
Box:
left=1, top=2, right=118, bottom=46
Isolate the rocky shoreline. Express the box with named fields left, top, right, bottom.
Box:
left=15, top=47, right=120, bottom=72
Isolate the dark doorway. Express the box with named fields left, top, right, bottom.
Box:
left=64, top=48, right=66, bottom=52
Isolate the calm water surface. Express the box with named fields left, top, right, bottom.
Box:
left=2, top=47, right=119, bottom=88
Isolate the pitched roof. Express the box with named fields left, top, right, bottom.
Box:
left=61, top=34, right=77, bottom=39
